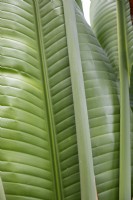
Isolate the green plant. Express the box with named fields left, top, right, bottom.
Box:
left=90, top=0, right=133, bottom=199
left=0, top=0, right=132, bottom=200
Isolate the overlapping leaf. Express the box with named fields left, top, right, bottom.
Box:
left=75, top=3, right=120, bottom=199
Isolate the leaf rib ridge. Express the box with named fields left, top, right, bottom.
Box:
left=62, top=1, right=97, bottom=200
left=32, top=0, right=63, bottom=199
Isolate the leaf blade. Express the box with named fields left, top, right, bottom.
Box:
left=62, top=0, right=97, bottom=199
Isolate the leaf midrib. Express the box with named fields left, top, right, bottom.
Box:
left=32, top=0, right=63, bottom=199
left=116, top=1, right=131, bottom=200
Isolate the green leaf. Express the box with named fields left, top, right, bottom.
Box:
left=75, top=0, right=83, bottom=10
left=76, top=3, right=120, bottom=200
left=90, top=0, right=132, bottom=199
left=90, top=0, right=133, bottom=80
left=63, top=0, right=97, bottom=199
left=117, top=1, right=131, bottom=199
left=0, top=0, right=120, bottom=199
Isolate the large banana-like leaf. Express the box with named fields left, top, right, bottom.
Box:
left=0, top=0, right=120, bottom=199
left=90, top=0, right=133, bottom=121
left=90, top=0, right=133, bottom=199
left=74, top=4, right=120, bottom=200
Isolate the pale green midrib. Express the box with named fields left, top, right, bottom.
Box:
left=0, top=177, right=6, bottom=200
left=33, top=1, right=63, bottom=199
left=62, top=0, right=97, bottom=200
left=116, top=1, right=131, bottom=200
left=121, top=0, right=131, bottom=80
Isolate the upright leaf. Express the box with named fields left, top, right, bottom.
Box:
left=63, top=0, right=97, bottom=199
left=75, top=3, right=120, bottom=199
left=0, top=0, right=59, bottom=199
left=90, top=0, right=133, bottom=199
left=0, top=0, right=80, bottom=199
left=117, top=1, right=131, bottom=199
